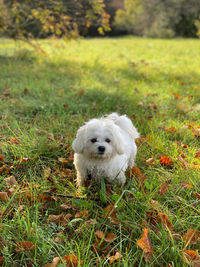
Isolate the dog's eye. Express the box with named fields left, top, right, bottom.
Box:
left=105, top=138, right=111, bottom=143
left=91, top=138, right=97, bottom=143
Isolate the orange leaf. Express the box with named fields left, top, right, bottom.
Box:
left=24, top=88, right=29, bottom=93
left=0, top=165, right=7, bottom=174
left=183, top=229, right=200, bottom=247
left=45, top=257, right=60, bottom=267
left=160, top=156, right=173, bottom=167
left=137, top=229, right=153, bottom=253
left=0, top=192, right=10, bottom=202
left=95, top=230, right=104, bottom=239
left=183, top=250, right=200, bottom=264
left=159, top=182, right=168, bottom=196
left=104, top=233, right=116, bottom=242
left=165, top=127, right=177, bottom=133
left=195, top=151, right=200, bottom=158
left=16, top=241, right=35, bottom=251
left=63, top=104, right=68, bottom=109
left=102, top=205, right=120, bottom=224
left=8, top=137, right=20, bottom=145
left=0, top=155, right=4, bottom=161
left=62, top=254, right=82, bottom=266
left=109, top=252, right=122, bottom=264
left=158, top=213, right=173, bottom=231
left=194, top=192, right=200, bottom=200
left=173, top=93, right=181, bottom=99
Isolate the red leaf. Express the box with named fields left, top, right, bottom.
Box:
left=62, top=254, right=82, bottom=266
left=195, top=151, right=200, bottom=158
left=165, top=127, right=177, bottom=133
left=0, top=155, right=4, bottom=161
left=160, top=156, right=173, bottom=167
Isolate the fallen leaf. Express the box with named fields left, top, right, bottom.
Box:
left=24, top=88, right=29, bottom=93
left=108, top=252, right=122, bottom=264
left=45, top=257, right=60, bottom=267
left=146, top=158, right=156, bottom=165
left=183, top=229, right=200, bottom=247
left=0, top=192, right=10, bottom=201
left=183, top=250, right=200, bottom=265
left=160, top=156, right=173, bottom=167
left=0, top=155, right=4, bottom=161
left=8, top=137, right=20, bottom=145
left=49, top=213, right=72, bottom=225
left=179, top=181, right=194, bottom=189
left=137, top=229, right=153, bottom=262
left=47, top=133, right=55, bottom=141
left=0, top=165, right=7, bottom=174
left=63, top=104, right=68, bottom=109
left=104, top=233, right=116, bottom=242
left=195, top=151, right=200, bottom=158
left=95, top=230, right=104, bottom=239
left=62, top=254, right=82, bottom=266
left=78, top=90, right=84, bottom=96
left=102, top=205, right=120, bottom=224
left=178, top=156, right=188, bottom=169
left=159, top=182, right=168, bottom=196
left=173, top=93, right=181, bottom=99
left=165, top=127, right=177, bottom=132
left=4, top=176, right=17, bottom=186
left=58, top=157, right=69, bottom=164
left=75, top=210, right=89, bottom=219
left=194, top=192, right=200, bottom=200
left=15, top=241, right=35, bottom=251
left=0, top=256, right=5, bottom=264
left=158, top=213, right=173, bottom=231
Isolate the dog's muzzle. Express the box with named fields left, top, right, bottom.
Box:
left=98, top=146, right=105, bottom=154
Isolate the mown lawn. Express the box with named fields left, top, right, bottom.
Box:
left=0, top=37, right=200, bottom=266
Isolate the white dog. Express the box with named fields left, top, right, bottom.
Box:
left=72, top=113, right=139, bottom=186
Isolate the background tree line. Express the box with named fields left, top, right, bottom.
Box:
left=0, top=0, right=200, bottom=39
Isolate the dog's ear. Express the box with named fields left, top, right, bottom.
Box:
left=112, top=126, right=125, bottom=155
left=72, top=126, right=86, bottom=153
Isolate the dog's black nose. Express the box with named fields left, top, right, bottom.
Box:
left=98, top=146, right=105, bottom=153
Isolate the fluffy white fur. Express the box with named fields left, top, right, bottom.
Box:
left=72, top=113, right=139, bottom=186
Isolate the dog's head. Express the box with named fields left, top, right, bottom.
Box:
left=72, top=118, right=125, bottom=159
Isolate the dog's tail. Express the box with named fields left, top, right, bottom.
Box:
left=106, top=113, right=140, bottom=140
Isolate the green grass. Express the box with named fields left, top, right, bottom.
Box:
left=0, top=36, right=200, bottom=266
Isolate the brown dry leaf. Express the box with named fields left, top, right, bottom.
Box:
left=24, top=88, right=29, bottom=93
left=4, top=176, right=17, bottom=186
left=131, top=166, right=146, bottom=182
left=75, top=210, right=89, bottom=219
left=0, top=165, right=7, bottom=174
left=183, top=250, right=200, bottom=265
left=183, top=229, right=200, bottom=247
left=47, top=133, right=55, bottom=141
left=63, top=104, right=68, bottom=109
left=165, top=126, right=177, bottom=133
left=104, top=233, right=116, bottom=242
left=8, top=187, right=15, bottom=196
left=160, top=156, right=173, bottom=167
left=95, top=230, right=104, bottom=239
left=62, top=254, right=82, bottom=267
left=180, top=181, right=194, bottom=189
left=146, top=158, right=156, bottom=165
left=158, top=213, right=173, bottom=231
left=193, top=128, right=200, bottom=138
left=45, top=257, right=60, bottom=267
left=0, top=155, right=4, bottom=161
left=159, top=182, right=168, bottom=196
left=137, top=229, right=153, bottom=262
left=178, top=156, right=188, bottom=169
left=44, top=167, right=51, bottom=177
left=15, top=241, right=35, bottom=251
left=195, top=151, right=200, bottom=158
left=0, top=192, right=10, bottom=202
left=60, top=204, right=75, bottom=210
left=20, top=158, right=31, bottom=162
left=58, top=157, right=69, bottom=164
left=0, top=256, right=5, bottom=264
left=78, top=90, right=84, bottom=96
left=49, top=213, right=72, bottom=225
left=194, top=192, right=200, bottom=200
left=102, top=205, right=120, bottom=224
left=108, top=252, right=122, bottom=264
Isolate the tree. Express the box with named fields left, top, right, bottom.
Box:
left=0, top=0, right=110, bottom=38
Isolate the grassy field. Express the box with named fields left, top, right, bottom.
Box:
left=0, top=37, right=200, bottom=266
